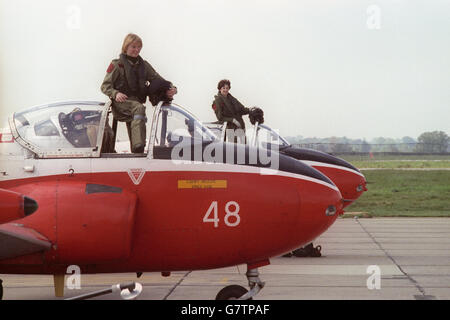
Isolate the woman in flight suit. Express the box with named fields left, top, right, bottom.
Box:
left=101, top=33, right=177, bottom=153
left=212, top=79, right=250, bottom=144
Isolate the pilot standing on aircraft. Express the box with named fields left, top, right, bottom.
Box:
left=101, top=33, right=177, bottom=153
left=212, top=79, right=250, bottom=144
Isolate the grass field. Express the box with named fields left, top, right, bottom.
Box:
left=349, top=160, right=450, bottom=169
left=340, top=154, right=450, bottom=162
left=338, top=154, right=450, bottom=169
left=345, top=170, right=450, bottom=217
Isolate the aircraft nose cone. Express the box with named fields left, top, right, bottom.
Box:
left=363, top=180, right=368, bottom=192
left=23, top=196, right=39, bottom=216
left=294, top=181, right=343, bottom=246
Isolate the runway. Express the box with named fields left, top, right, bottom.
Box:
left=1, top=218, right=449, bottom=300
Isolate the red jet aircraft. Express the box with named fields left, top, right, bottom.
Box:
left=205, top=122, right=367, bottom=208
left=248, top=123, right=368, bottom=207
left=0, top=100, right=344, bottom=300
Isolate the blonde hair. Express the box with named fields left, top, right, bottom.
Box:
left=121, top=33, right=143, bottom=54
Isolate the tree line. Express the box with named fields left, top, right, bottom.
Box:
left=285, top=131, right=450, bottom=154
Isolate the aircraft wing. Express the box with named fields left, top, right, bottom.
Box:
left=0, top=223, right=52, bottom=260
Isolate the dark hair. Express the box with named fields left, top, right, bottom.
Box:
left=217, top=79, right=231, bottom=90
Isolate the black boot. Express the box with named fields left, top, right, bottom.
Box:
left=281, top=252, right=293, bottom=257
left=310, top=244, right=322, bottom=257
left=292, top=243, right=313, bottom=257
left=132, top=143, right=145, bottom=153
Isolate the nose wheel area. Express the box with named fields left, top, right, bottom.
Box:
left=216, top=284, right=250, bottom=300
left=215, top=268, right=265, bottom=300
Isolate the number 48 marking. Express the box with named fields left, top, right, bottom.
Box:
left=203, top=201, right=241, bottom=228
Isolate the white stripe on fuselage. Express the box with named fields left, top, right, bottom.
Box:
left=301, top=160, right=365, bottom=178
left=2, top=158, right=340, bottom=192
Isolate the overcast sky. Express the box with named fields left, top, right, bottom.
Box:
left=1, top=0, right=449, bottom=140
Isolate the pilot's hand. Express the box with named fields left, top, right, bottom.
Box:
left=232, top=119, right=241, bottom=128
left=166, top=86, right=177, bottom=99
left=115, top=92, right=128, bottom=103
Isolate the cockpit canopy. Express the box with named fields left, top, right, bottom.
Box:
left=11, top=101, right=107, bottom=158
left=204, top=122, right=290, bottom=149
left=9, top=101, right=216, bottom=158
left=155, top=104, right=217, bottom=148
left=254, top=124, right=290, bottom=149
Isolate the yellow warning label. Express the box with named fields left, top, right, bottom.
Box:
left=178, top=180, right=227, bottom=189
